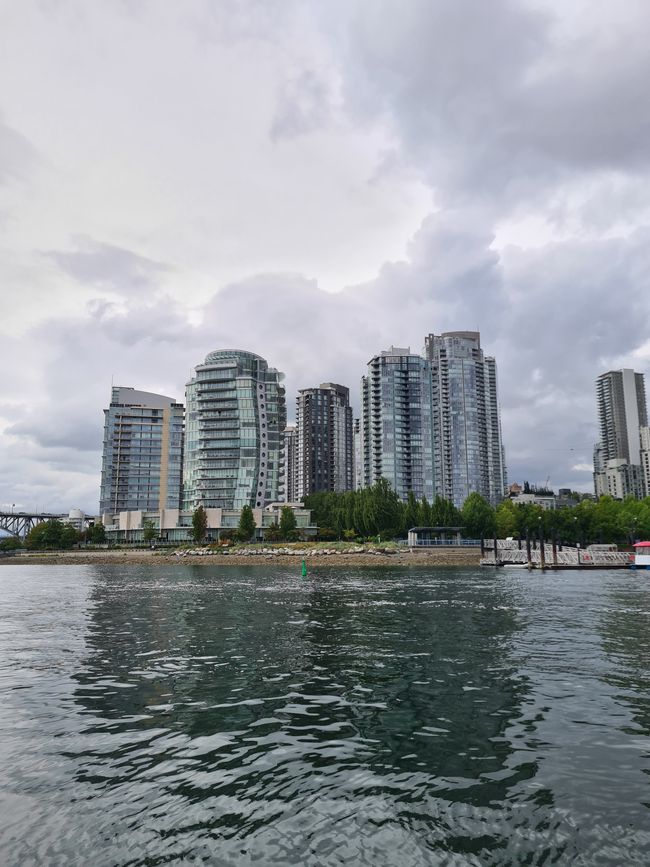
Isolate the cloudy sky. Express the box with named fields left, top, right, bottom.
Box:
left=2, top=0, right=650, bottom=514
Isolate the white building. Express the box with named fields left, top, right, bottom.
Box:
left=594, top=368, right=648, bottom=499
left=102, top=504, right=316, bottom=544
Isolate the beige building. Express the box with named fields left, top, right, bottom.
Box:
left=102, top=503, right=316, bottom=544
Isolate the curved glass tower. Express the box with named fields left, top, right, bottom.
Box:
left=182, top=350, right=286, bottom=510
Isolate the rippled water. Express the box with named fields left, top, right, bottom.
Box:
left=1, top=565, right=650, bottom=865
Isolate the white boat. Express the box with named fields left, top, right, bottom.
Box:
left=629, top=542, right=650, bottom=570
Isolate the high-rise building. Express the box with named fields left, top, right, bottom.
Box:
left=353, top=418, right=363, bottom=491
left=596, top=369, right=647, bottom=465
left=295, top=383, right=353, bottom=499
left=594, top=369, right=647, bottom=499
left=425, top=331, right=506, bottom=508
left=282, top=424, right=298, bottom=502
left=640, top=427, right=650, bottom=501
left=361, top=347, right=436, bottom=501
left=182, top=350, right=286, bottom=510
left=99, top=386, right=184, bottom=516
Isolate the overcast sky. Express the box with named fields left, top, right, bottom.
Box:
left=2, top=0, right=650, bottom=515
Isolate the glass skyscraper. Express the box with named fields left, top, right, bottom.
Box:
left=99, top=387, right=184, bottom=516
left=425, top=331, right=506, bottom=507
left=361, top=347, right=436, bottom=501
left=182, top=350, right=286, bottom=510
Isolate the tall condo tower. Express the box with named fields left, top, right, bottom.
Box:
left=361, top=348, right=436, bottom=501
left=99, top=387, right=184, bottom=516
left=295, top=383, right=354, bottom=499
left=594, top=369, right=647, bottom=498
left=425, top=331, right=506, bottom=508
left=182, top=350, right=286, bottom=510
left=282, top=424, right=298, bottom=502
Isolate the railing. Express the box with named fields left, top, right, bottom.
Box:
left=410, top=539, right=481, bottom=547
left=481, top=542, right=631, bottom=568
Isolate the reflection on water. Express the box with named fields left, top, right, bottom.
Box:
left=1, top=565, right=650, bottom=865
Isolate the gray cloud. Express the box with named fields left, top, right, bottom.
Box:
left=341, top=0, right=650, bottom=209
left=0, top=115, right=38, bottom=183
left=2, top=0, right=650, bottom=514
left=271, top=71, right=332, bottom=141
left=44, top=237, right=171, bottom=295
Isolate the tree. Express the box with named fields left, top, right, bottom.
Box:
left=88, top=523, right=106, bottom=544
left=192, top=506, right=208, bottom=543
left=238, top=505, right=256, bottom=542
left=279, top=506, right=298, bottom=541
left=0, top=536, right=22, bottom=551
left=60, top=524, right=80, bottom=549
left=495, top=498, right=518, bottom=538
left=461, top=493, right=496, bottom=539
left=371, top=478, right=401, bottom=537
left=143, top=520, right=156, bottom=545
left=418, top=496, right=432, bottom=527
left=404, top=491, right=419, bottom=532
left=264, top=522, right=283, bottom=542
left=25, top=519, right=65, bottom=550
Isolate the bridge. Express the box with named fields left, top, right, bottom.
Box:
left=0, top=512, right=68, bottom=538
left=481, top=540, right=630, bottom=569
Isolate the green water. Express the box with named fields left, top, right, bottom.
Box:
left=1, top=564, right=650, bottom=865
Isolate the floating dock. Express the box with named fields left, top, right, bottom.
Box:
left=481, top=541, right=630, bottom=570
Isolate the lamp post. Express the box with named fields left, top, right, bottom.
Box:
left=574, top=516, right=581, bottom=565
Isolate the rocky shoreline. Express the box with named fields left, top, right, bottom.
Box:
left=1, top=547, right=481, bottom=568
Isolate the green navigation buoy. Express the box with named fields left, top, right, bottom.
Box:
left=301, top=559, right=308, bottom=578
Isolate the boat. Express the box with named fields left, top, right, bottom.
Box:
left=629, top=541, right=650, bottom=570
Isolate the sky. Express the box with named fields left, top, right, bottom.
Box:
left=2, top=0, right=650, bottom=515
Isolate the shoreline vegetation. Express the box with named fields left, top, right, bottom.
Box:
left=0, top=542, right=481, bottom=568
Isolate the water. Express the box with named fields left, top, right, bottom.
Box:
left=1, top=565, right=650, bottom=866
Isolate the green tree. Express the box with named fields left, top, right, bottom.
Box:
left=461, top=493, right=496, bottom=539
left=0, top=536, right=22, bottom=551
left=371, top=478, right=401, bottom=537
left=143, top=520, right=156, bottom=545
left=418, top=496, right=432, bottom=527
left=238, top=505, right=256, bottom=542
left=495, top=498, right=519, bottom=538
left=60, top=524, right=80, bottom=549
left=264, top=522, right=283, bottom=542
left=404, top=491, right=419, bottom=532
left=280, top=505, right=298, bottom=541
left=25, top=519, right=65, bottom=549
left=88, top=523, right=106, bottom=544
left=192, top=506, right=208, bottom=543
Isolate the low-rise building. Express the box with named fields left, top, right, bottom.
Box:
left=510, top=493, right=557, bottom=511
left=102, top=503, right=316, bottom=544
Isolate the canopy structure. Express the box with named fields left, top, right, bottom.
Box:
left=633, top=541, right=650, bottom=548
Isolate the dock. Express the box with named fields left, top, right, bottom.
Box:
left=480, top=540, right=631, bottom=569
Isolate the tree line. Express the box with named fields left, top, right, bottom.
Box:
left=305, top=482, right=650, bottom=546
left=0, top=520, right=107, bottom=551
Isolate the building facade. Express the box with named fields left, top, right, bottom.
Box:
left=295, top=383, right=353, bottom=499
left=641, top=427, right=650, bottom=500
left=99, top=386, right=184, bottom=516
left=103, top=503, right=316, bottom=544
left=282, top=424, right=298, bottom=502
left=353, top=418, right=363, bottom=491
left=361, top=347, right=436, bottom=501
left=182, top=350, right=286, bottom=510
left=594, top=369, right=648, bottom=499
left=425, top=331, right=506, bottom=508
